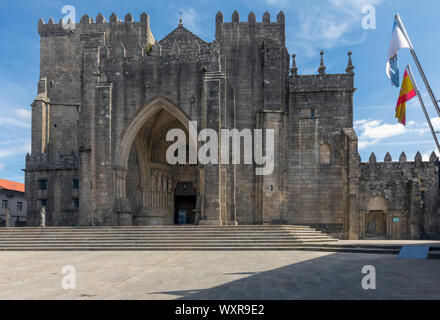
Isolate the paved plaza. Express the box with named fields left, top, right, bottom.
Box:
left=1, top=249, right=440, bottom=300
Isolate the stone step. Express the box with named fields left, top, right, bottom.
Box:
left=0, top=238, right=335, bottom=245
left=0, top=229, right=325, bottom=233
left=0, top=236, right=326, bottom=241
left=0, top=239, right=331, bottom=244
left=0, top=233, right=327, bottom=238
left=2, top=225, right=438, bottom=259
left=0, top=225, right=337, bottom=250
left=0, top=227, right=315, bottom=231
left=0, top=243, right=382, bottom=254
left=6, top=245, right=440, bottom=259
left=3, top=244, right=437, bottom=256
left=0, top=234, right=329, bottom=241
left=0, top=225, right=313, bottom=230
left=0, top=244, right=338, bottom=249
left=0, top=246, right=402, bottom=255
left=292, top=243, right=440, bottom=250
left=0, top=229, right=317, bottom=235
left=0, top=234, right=320, bottom=238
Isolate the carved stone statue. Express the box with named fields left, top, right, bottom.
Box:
left=40, top=206, right=46, bottom=228
left=5, top=208, right=11, bottom=227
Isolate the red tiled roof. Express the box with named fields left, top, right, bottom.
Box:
left=0, top=179, right=25, bottom=193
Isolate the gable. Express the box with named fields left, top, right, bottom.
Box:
left=158, top=25, right=209, bottom=55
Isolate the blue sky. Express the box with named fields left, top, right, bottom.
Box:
left=1, top=0, right=440, bottom=183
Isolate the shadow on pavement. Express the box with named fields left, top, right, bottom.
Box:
left=151, top=252, right=440, bottom=300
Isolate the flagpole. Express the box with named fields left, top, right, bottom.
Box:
left=406, top=64, right=440, bottom=153
left=395, top=14, right=440, bottom=119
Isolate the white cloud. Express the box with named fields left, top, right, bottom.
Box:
left=16, top=109, right=31, bottom=122
left=0, top=79, right=32, bottom=182
left=0, top=79, right=32, bottom=168
left=0, top=143, right=31, bottom=159
left=283, top=0, right=383, bottom=56
left=328, top=0, right=383, bottom=10
left=0, top=108, right=31, bottom=128
left=355, top=118, right=430, bottom=149
left=266, top=0, right=288, bottom=5
left=0, top=79, right=33, bottom=129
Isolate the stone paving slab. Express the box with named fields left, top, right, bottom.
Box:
left=1, top=250, right=440, bottom=300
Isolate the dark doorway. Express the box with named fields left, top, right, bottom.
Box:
left=174, top=196, right=197, bottom=224
left=365, top=210, right=387, bottom=239
left=174, top=182, right=197, bottom=225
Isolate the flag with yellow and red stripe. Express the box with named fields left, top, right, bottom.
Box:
left=395, top=69, right=416, bottom=125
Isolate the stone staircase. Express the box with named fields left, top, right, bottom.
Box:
left=1, top=226, right=439, bottom=258
left=0, top=225, right=337, bottom=251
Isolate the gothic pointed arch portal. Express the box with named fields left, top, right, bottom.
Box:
left=114, top=96, right=201, bottom=225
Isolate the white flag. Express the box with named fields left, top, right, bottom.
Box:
left=386, top=17, right=411, bottom=87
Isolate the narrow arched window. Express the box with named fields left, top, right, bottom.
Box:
left=320, top=143, right=331, bottom=165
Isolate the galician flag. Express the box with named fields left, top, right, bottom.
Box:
left=386, top=18, right=411, bottom=87
left=395, top=69, right=416, bottom=126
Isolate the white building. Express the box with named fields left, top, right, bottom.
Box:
left=0, top=179, right=27, bottom=227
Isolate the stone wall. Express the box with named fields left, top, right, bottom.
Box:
left=359, top=152, right=440, bottom=239
left=215, top=11, right=289, bottom=224
left=287, top=63, right=357, bottom=238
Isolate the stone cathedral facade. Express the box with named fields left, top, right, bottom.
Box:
left=25, top=11, right=440, bottom=240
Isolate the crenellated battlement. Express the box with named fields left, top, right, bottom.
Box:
left=37, top=12, right=156, bottom=95
left=38, top=12, right=153, bottom=39
left=215, top=10, right=285, bottom=25
left=215, top=11, right=286, bottom=45
left=359, top=150, right=439, bottom=213
left=362, top=151, right=439, bottom=165
left=360, top=151, right=439, bottom=184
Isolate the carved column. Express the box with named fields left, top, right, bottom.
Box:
left=152, top=170, right=157, bottom=208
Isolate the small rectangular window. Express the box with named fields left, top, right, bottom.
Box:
left=73, top=198, right=79, bottom=208
left=2, top=200, right=8, bottom=209
left=72, top=179, right=79, bottom=189
left=41, top=199, right=47, bottom=207
left=39, top=180, right=48, bottom=190
left=17, top=202, right=23, bottom=211
left=300, top=108, right=318, bottom=119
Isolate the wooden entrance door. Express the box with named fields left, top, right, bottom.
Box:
left=365, top=210, right=387, bottom=239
